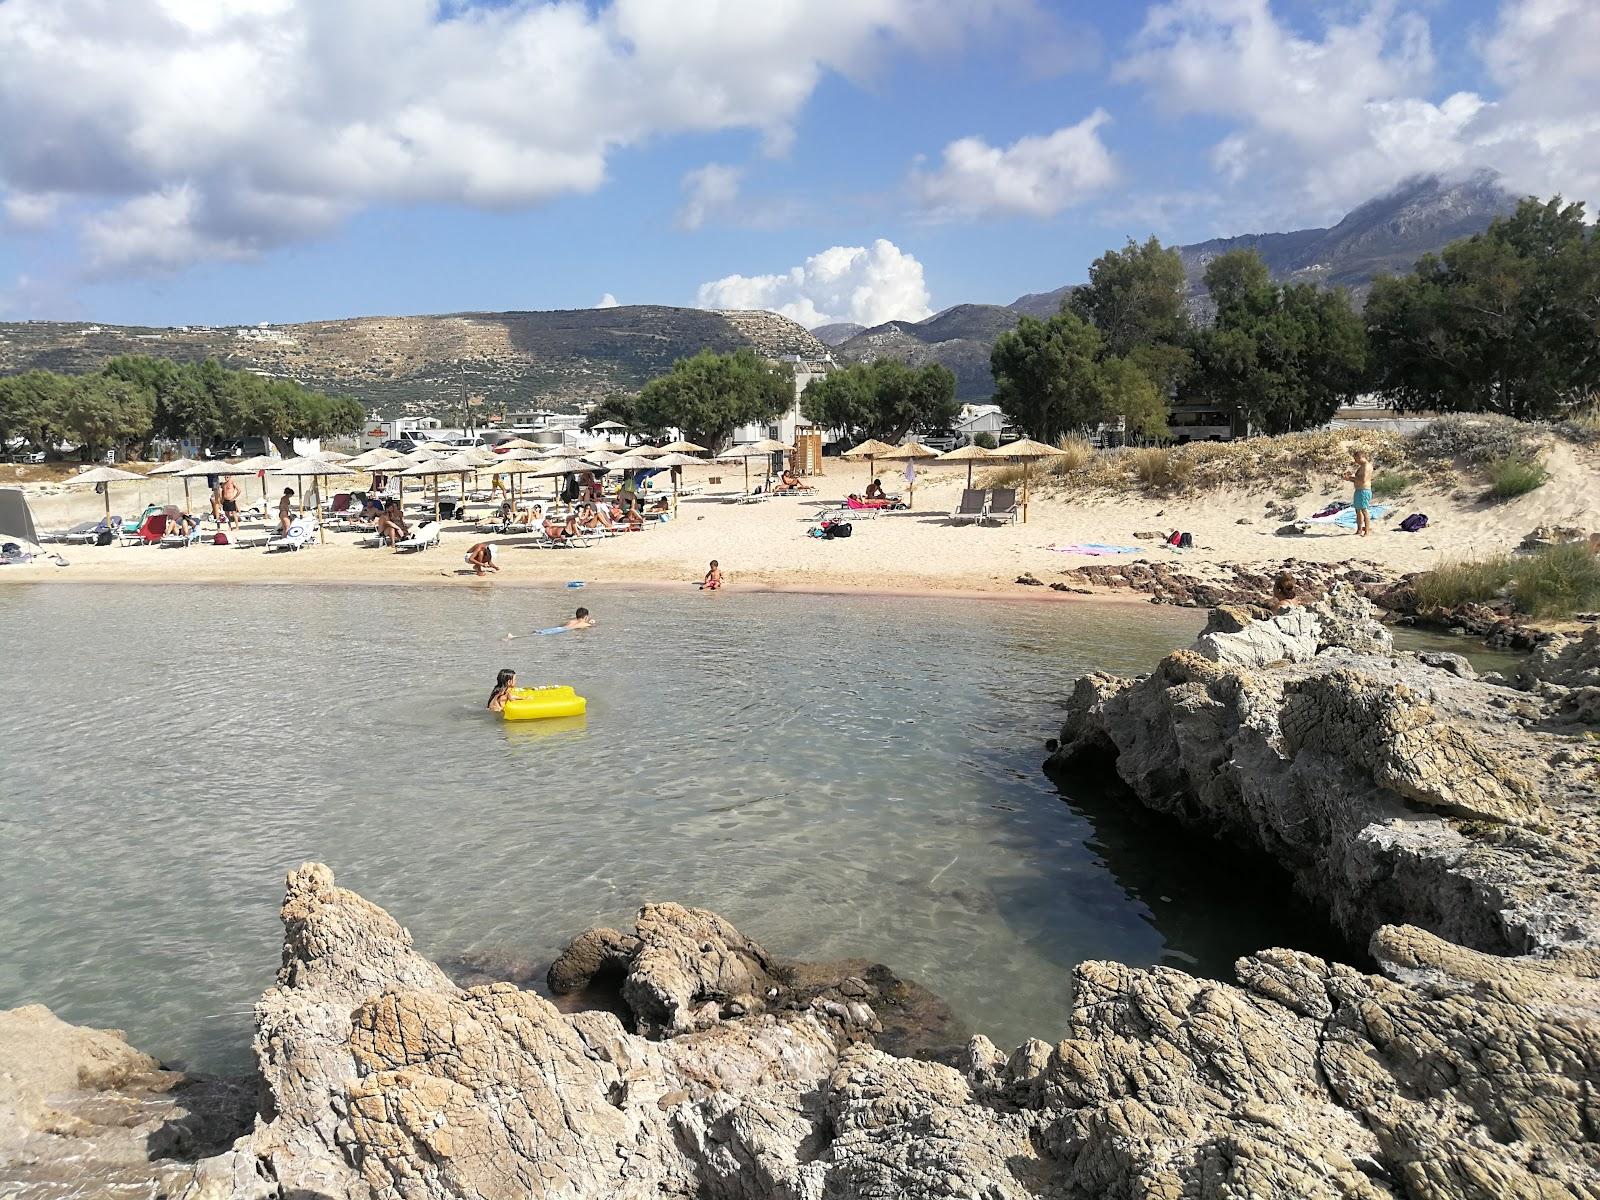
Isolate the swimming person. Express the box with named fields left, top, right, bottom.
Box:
left=487, top=668, right=516, bottom=713
left=563, top=607, right=595, bottom=629
left=1342, top=449, right=1374, bottom=537
left=703, top=559, right=723, bottom=590
left=464, top=542, right=499, bottom=577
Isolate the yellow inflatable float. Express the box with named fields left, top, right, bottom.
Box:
left=502, top=685, right=587, bottom=721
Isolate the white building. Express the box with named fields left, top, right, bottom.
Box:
left=954, top=403, right=1009, bottom=445
left=731, top=354, right=834, bottom=446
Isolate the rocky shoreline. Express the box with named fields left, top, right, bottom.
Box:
left=6, top=592, right=1600, bottom=1198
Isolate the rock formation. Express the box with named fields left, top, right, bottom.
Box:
left=6, top=588, right=1600, bottom=1197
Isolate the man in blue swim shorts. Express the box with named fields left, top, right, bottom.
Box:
left=1343, top=448, right=1374, bottom=537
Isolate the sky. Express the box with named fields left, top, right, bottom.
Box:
left=0, top=0, right=1595, bottom=330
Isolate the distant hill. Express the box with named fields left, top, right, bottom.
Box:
left=835, top=174, right=1521, bottom=400
left=0, top=306, right=828, bottom=416
left=812, top=322, right=865, bottom=347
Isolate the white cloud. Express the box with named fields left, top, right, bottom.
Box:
left=676, top=164, right=744, bottom=232
left=0, top=0, right=1038, bottom=274
left=594, top=293, right=620, bottom=308
left=3, top=190, right=64, bottom=230
left=1116, top=0, right=1600, bottom=223
left=696, top=239, right=932, bottom=328
left=912, top=111, right=1116, bottom=220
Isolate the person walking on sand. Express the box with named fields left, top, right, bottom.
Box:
left=277, top=487, right=296, bottom=535
left=219, top=475, right=241, bottom=530
left=1342, top=449, right=1374, bottom=537
left=703, top=560, right=723, bottom=590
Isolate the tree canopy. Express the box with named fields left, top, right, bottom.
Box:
left=1068, top=236, right=1193, bottom=393
left=1185, top=250, right=1367, bottom=434
left=1365, top=197, right=1600, bottom=420
left=0, top=355, right=365, bottom=459
left=799, top=359, right=958, bottom=443
left=632, top=349, right=792, bottom=452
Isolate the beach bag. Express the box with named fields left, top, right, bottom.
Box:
left=96, top=529, right=115, bottom=546
left=1399, top=513, right=1429, bottom=533
left=213, top=531, right=230, bottom=545
left=825, top=521, right=853, bottom=539
left=1179, top=532, right=1194, bottom=549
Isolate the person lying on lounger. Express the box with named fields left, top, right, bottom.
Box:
left=646, top=496, right=670, bottom=513
left=775, top=469, right=804, bottom=492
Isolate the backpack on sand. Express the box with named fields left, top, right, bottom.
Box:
left=1178, top=532, right=1194, bottom=549
left=1398, top=513, right=1429, bottom=533
left=825, top=521, right=853, bottom=539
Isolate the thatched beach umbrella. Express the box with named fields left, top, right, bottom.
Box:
left=148, top=457, right=199, bottom=508
left=938, top=443, right=997, bottom=488
left=842, top=438, right=895, bottom=484
left=531, top=456, right=600, bottom=507
left=585, top=438, right=630, bottom=454
left=178, top=458, right=261, bottom=514
left=318, top=449, right=354, bottom=463
left=399, top=454, right=478, bottom=522
left=656, top=440, right=708, bottom=455
left=66, top=464, right=146, bottom=519
left=877, top=442, right=939, bottom=509
left=590, top=420, right=627, bottom=432
left=716, top=443, right=773, bottom=495
left=650, top=451, right=703, bottom=513
left=990, top=438, right=1067, bottom=523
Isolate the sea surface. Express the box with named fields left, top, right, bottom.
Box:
left=0, top=582, right=1455, bottom=1075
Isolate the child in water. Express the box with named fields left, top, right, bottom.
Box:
left=487, top=668, right=516, bottom=713
left=703, top=560, right=723, bottom=590
left=562, top=607, right=595, bottom=629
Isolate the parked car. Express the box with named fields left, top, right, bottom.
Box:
left=6, top=447, right=46, bottom=464
left=204, top=435, right=271, bottom=459
left=920, top=430, right=959, bottom=452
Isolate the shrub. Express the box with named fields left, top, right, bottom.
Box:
left=1048, top=436, right=1094, bottom=475
left=973, top=432, right=998, bottom=450
left=1409, top=414, right=1539, bottom=465
left=1370, top=470, right=1414, bottom=498
left=1485, top=454, right=1550, bottom=499
left=1131, top=446, right=1194, bottom=491
left=1509, top=541, right=1600, bottom=619
left=1411, top=556, right=1513, bottom=610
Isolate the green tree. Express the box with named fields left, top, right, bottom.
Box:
left=1187, top=250, right=1367, bottom=433
left=800, top=359, right=958, bottom=442
left=0, top=370, right=72, bottom=454
left=1094, top=356, right=1169, bottom=439
left=989, top=311, right=1107, bottom=441
left=60, top=374, right=155, bottom=460
left=1366, top=196, right=1600, bottom=419
left=1068, top=236, right=1193, bottom=391
left=634, top=349, right=792, bottom=452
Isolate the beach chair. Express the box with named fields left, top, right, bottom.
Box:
left=120, top=507, right=162, bottom=545
left=985, top=487, right=1019, bottom=525
left=321, top=493, right=352, bottom=517
left=41, top=520, right=97, bottom=544
left=126, top=513, right=167, bottom=545
left=265, top=515, right=318, bottom=552
left=394, top=521, right=440, bottom=552
left=950, top=489, right=987, bottom=525
left=161, top=520, right=206, bottom=548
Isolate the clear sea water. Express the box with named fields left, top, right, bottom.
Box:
left=0, top=583, right=1381, bottom=1074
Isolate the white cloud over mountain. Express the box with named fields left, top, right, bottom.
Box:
left=676, top=165, right=745, bottom=232
left=0, top=0, right=1034, bottom=274
left=1117, top=0, right=1600, bottom=223
left=696, top=240, right=932, bottom=328
left=911, top=111, right=1117, bottom=220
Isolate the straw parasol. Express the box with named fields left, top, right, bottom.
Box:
left=585, top=438, right=630, bottom=454
left=531, top=456, right=601, bottom=506
left=717, top=443, right=773, bottom=494
left=656, top=440, right=708, bottom=455
left=66, top=464, right=146, bottom=518
left=877, top=442, right=940, bottom=509
left=494, top=437, right=543, bottom=451
left=627, top=444, right=667, bottom=458
left=937, top=443, right=997, bottom=488
left=398, top=453, right=480, bottom=522
left=989, top=438, right=1067, bottom=523
left=178, top=457, right=263, bottom=512
left=591, top=420, right=627, bottom=432
left=841, top=437, right=895, bottom=483
left=317, top=449, right=354, bottom=463
left=490, top=450, right=548, bottom=510
left=583, top=449, right=621, bottom=465
left=416, top=440, right=455, bottom=452
left=148, top=457, right=200, bottom=507
left=650, top=451, right=702, bottom=513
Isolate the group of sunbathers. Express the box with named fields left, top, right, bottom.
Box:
left=483, top=495, right=668, bottom=539
left=843, top=478, right=905, bottom=510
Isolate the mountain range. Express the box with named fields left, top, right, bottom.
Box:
left=0, top=174, right=1521, bottom=411
left=823, top=173, right=1520, bottom=399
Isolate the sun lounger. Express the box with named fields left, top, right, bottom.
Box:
left=394, top=521, right=441, bottom=552
left=950, top=488, right=986, bottom=524
left=124, top=513, right=167, bottom=545
left=265, top=516, right=318, bottom=551
left=985, top=487, right=1019, bottom=525
left=161, top=522, right=207, bottom=548
left=41, top=520, right=97, bottom=544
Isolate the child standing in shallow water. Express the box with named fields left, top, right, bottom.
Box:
left=703, top=560, right=723, bottom=590
left=1343, top=449, right=1374, bottom=537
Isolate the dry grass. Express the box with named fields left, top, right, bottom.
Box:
left=1411, top=543, right=1600, bottom=619
left=1130, top=446, right=1195, bottom=491
left=1485, top=454, right=1550, bottom=499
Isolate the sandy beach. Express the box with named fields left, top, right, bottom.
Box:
left=5, top=445, right=1598, bottom=596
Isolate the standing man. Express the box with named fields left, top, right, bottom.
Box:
left=1343, top=449, right=1374, bottom=538
left=219, top=475, right=241, bottom=530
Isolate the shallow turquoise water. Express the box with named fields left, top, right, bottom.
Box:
left=0, top=583, right=1352, bottom=1073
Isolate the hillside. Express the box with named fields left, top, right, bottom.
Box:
left=838, top=174, right=1521, bottom=400
left=0, top=306, right=827, bottom=416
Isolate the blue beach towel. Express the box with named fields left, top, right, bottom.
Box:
left=1310, top=504, right=1388, bottom=529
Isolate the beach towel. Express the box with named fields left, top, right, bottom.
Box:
left=1308, top=504, right=1388, bottom=528
left=1048, top=543, right=1142, bottom=555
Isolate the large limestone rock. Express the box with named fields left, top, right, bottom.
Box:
left=1192, top=583, right=1394, bottom=668
left=9, top=853, right=1600, bottom=1199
